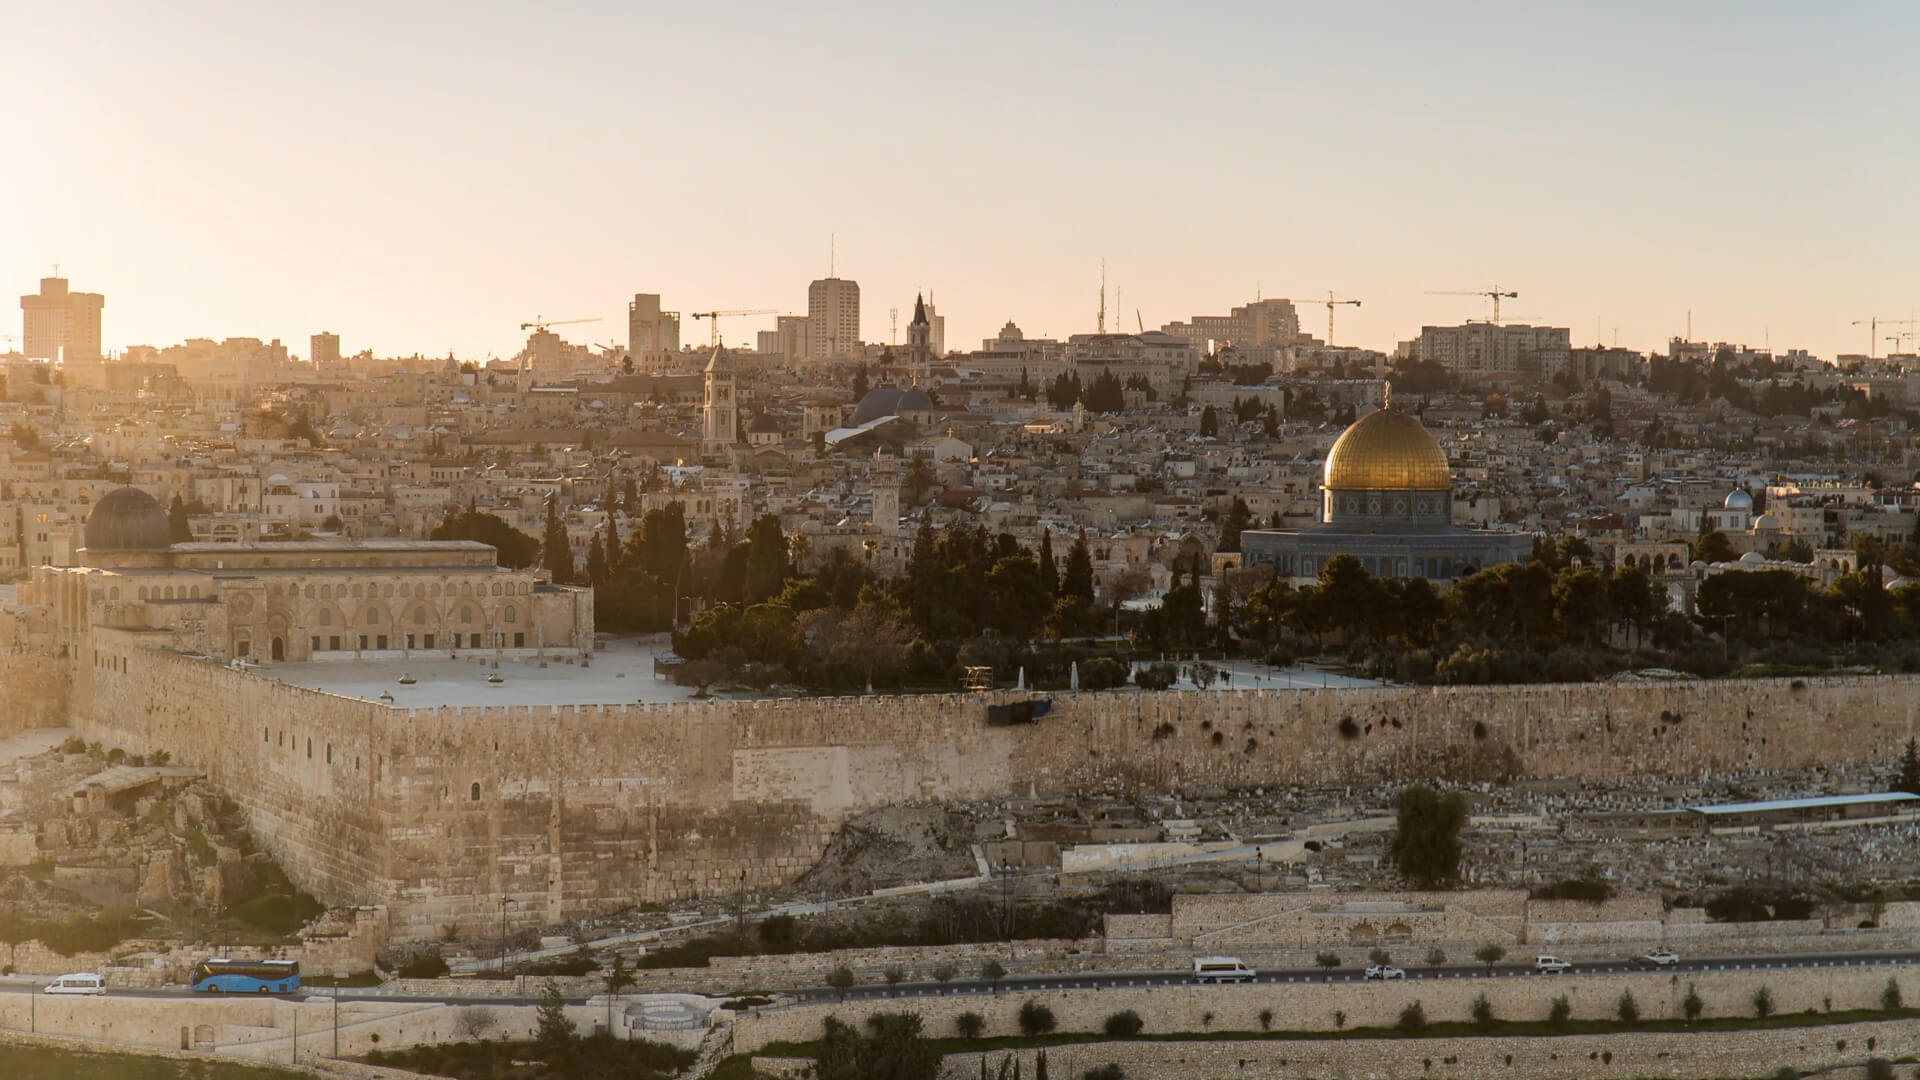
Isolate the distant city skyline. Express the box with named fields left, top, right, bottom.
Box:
left=8, top=1, right=1919, bottom=363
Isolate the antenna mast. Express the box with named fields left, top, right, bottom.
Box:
left=1098, top=259, right=1107, bottom=334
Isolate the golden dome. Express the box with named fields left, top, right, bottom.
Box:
left=1323, top=408, right=1451, bottom=492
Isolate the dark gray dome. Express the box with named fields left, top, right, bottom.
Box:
left=85, top=487, right=172, bottom=551
left=852, top=386, right=934, bottom=426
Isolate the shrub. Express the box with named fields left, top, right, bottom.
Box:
left=1866, top=1059, right=1895, bottom=1080
left=1683, top=983, right=1704, bottom=1021
left=931, top=964, right=957, bottom=983
left=1131, top=662, right=1178, bottom=691
left=1616, top=990, right=1640, bottom=1026
left=1547, top=995, right=1571, bottom=1028
left=1082, top=1067, right=1125, bottom=1080
left=1201, top=1011, right=1213, bottom=1027
left=1770, top=1068, right=1798, bottom=1080
left=1018, top=999, right=1057, bottom=1036
left=1470, top=993, right=1494, bottom=1030
left=1258, top=1007, right=1273, bottom=1031
left=1333, top=1009, right=1346, bottom=1029
left=955, top=1011, right=984, bottom=1039
left=1396, top=1001, right=1427, bottom=1034
left=1367, top=948, right=1391, bottom=966
left=1884, top=976, right=1904, bottom=1011
left=1104, top=1009, right=1143, bottom=1037
left=1314, top=951, right=1341, bottom=973
left=1752, top=986, right=1775, bottom=1019
left=883, top=966, right=906, bottom=986
left=980, top=959, right=1007, bottom=987
left=1425, top=947, right=1446, bottom=968
left=1474, top=943, right=1506, bottom=969
left=1081, top=657, right=1131, bottom=690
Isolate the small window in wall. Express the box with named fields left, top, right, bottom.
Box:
left=329, top=635, right=341, bottom=650
left=235, top=639, right=250, bottom=657
left=325, top=744, right=332, bottom=764
left=470, top=782, right=480, bottom=801
left=423, top=634, right=435, bottom=649
left=306, top=738, right=312, bottom=759
left=358, top=635, right=368, bottom=650
left=376, top=635, right=388, bottom=650
left=460, top=606, right=473, bottom=623
left=277, top=731, right=283, bottom=747
left=405, top=634, right=415, bottom=649
left=514, top=633, right=524, bottom=648
left=311, top=636, right=320, bottom=652
left=264, top=727, right=270, bottom=743
left=502, top=605, right=516, bottom=624
left=367, top=608, right=381, bottom=624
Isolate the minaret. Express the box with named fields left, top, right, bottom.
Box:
left=871, top=470, right=901, bottom=539
left=907, top=294, right=931, bottom=386
left=702, top=347, right=736, bottom=457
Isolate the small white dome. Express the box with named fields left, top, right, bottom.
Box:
left=1724, top=488, right=1754, bottom=510
left=1752, top=513, right=1780, bottom=530
left=1738, top=550, right=1767, bottom=564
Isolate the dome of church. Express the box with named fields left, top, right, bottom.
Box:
left=84, top=486, right=172, bottom=551
left=852, top=386, right=934, bottom=426
left=1725, top=488, right=1754, bottom=510
left=1752, top=512, right=1780, bottom=530
left=1323, top=408, right=1451, bottom=492
left=747, top=413, right=781, bottom=434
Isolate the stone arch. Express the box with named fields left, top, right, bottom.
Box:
left=491, top=582, right=503, bottom=596
left=138, top=586, right=148, bottom=601
left=501, top=604, right=517, bottom=624
left=194, top=1024, right=215, bottom=1046
left=470, top=782, right=481, bottom=801
left=1384, top=922, right=1413, bottom=943
left=163, top=585, right=175, bottom=600
left=304, top=584, right=315, bottom=599
left=190, top=585, right=200, bottom=599
left=1346, top=922, right=1378, bottom=945
left=412, top=605, right=430, bottom=625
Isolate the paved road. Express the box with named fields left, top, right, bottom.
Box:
left=785, top=949, right=1920, bottom=1004
left=1, top=948, right=1913, bottom=1009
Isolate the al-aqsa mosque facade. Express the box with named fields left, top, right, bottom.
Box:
left=1241, top=401, right=1530, bottom=582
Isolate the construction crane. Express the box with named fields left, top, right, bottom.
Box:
left=1887, top=330, right=1919, bottom=354
left=1852, top=316, right=1916, bottom=359
left=1428, top=288, right=1519, bottom=325
left=1296, top=291, right=1361, bottom=344
left=689, top=309, right=777, bottom=348
left=519, top=316, right=602, bottom=333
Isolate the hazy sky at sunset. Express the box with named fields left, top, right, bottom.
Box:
left=8, top=1, right=1920, bottom=364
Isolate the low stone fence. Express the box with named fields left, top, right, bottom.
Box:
left=913, top=1018, right=1919, bottom=1080
left=733, top=963, right=1916, bottom=1053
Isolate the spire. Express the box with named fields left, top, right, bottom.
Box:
left=912, top=293, right=927, bottom=324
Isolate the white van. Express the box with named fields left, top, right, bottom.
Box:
left=1192, top=956, right=1257, bottom=983
left=44, top=972, right=106, bottom=995
left=1534, top=955, right=1571, bottom=974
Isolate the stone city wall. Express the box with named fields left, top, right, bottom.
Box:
left=731, top=965, right=1915, bottom=1052
left=61, top=649, right=1920, bottom=937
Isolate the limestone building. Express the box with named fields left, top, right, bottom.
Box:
left=30, top=486, right=591, bottom=664
left=1241, top=404, right=1530, bottom=582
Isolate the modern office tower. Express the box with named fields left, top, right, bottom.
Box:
left=628, top=293, right=681, bottom=366
left=806, top=277, right=860, bottom=359
left=21, top=276, right=105, bottom=361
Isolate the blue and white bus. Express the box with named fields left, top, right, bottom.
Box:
left=190, top=958, right=300, bottom=993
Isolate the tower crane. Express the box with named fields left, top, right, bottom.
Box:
left=1296, top=291, right=1361, bottom=344
left=519, top=316, right=602, bottom=333
left=1852, top=316, right=1915, bottom=359
left=689, top=309, right=777, bottom=347
left=1887, top=331, right=1919, bottom=355
left=1427, top=288, right=1519, bottom=325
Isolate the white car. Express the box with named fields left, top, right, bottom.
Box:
left=1363, top=965, right=1406, bottom=981
left=1534, top=955, right=1572, bottom=974
left=44, top=972, right=106, bottom=995
left=1640, top=950, right=1681, bottom=967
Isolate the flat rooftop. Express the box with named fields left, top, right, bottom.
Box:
left=265, top=638, right=701, bottom=708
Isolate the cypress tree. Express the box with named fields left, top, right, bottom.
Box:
left=1038, top=529, right=1058, bottom=597
left=1063, top=531, right=1095, bottom=603
left=541, top=494, right=573, bottom=584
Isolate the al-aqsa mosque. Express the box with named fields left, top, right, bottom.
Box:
left=1241, top=398, right=1530, bottom=582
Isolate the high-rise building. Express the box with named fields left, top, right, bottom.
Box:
left=311, top=331, right=341, bottom=370
left=1160, top=298, right=1300, bottom=354
left=1409, top=323, right=1571, bottom=376
left=807, top=278, right=860, bottom=359
left=628, top=294, right=681, bottom=367
left=756, top=315, right=810, bottom=360
left=921, top=299, right=946, bottom=357
left=20, top=277, right=104, bottom=361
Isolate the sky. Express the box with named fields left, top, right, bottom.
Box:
left=7, top=1, right=1920, bottom=365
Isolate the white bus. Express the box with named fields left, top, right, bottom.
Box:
left=1192, top=956, right=1257, bottom=983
